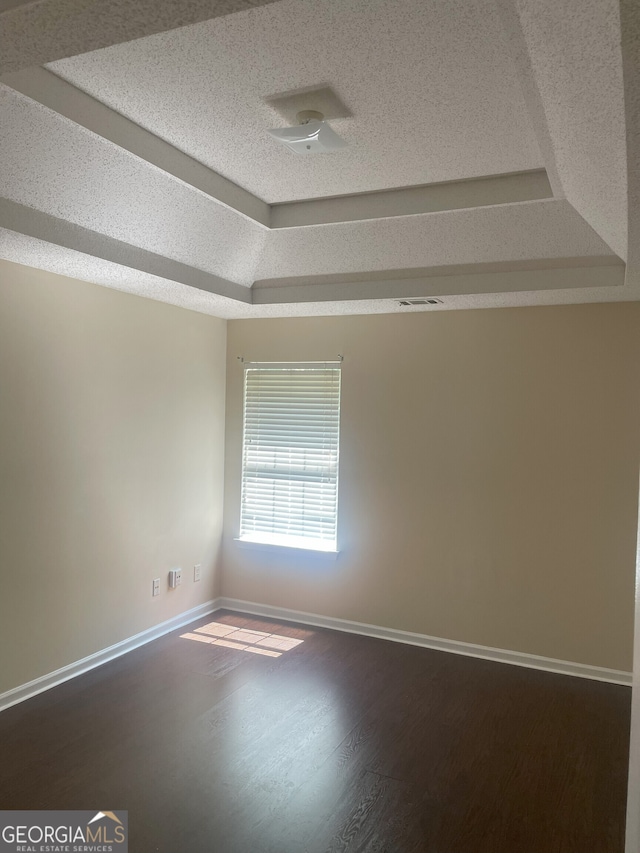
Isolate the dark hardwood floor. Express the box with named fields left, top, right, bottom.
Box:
left=0, top=610, right=631, bottom=853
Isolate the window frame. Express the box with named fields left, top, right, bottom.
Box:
left=235, top=360, right=342, bottom=556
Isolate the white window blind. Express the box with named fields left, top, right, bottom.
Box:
left=239, top=362, right=341, bottom=551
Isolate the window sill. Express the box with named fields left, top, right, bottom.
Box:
left=234, top=537, right=339, bottom=560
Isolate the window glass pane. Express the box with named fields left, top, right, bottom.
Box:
left=240, top=365, right=341, bottom=550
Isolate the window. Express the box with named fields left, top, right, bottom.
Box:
left=238, top=362, right=341, bottom=552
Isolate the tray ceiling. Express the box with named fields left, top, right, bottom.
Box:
left=48, top=0, right=543, bottom=203
left=0, top=0, right=636, bottom=319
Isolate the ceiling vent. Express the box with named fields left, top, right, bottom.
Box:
left=397, top=298, right=443, bottom=307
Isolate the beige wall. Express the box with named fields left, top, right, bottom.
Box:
left=223, top=305, right=640, bottom=671
left=2, top=264, right=638, bottom=693
left=0, top=261, right=227, bottom=694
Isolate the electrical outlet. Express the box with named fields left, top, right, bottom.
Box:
left=168, top=568, right=182, bottom=589
left=152, top=578, right=160, bottom=597
left=194, top=564, right=202, bottom=582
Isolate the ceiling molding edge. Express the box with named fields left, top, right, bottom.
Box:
left=271, top=171, right=552, bottom=228
left=252, top=262, right=626, bottom=305
left=2, top=67, right=272, bottom=227
left=0, top=197, right=252, bottom=302
left=494, top=0, right=564, bottom=198
left=0, top=204, right=626, bottom=309
left=2, top=69, right=554, bottom=231
left=254, top=256, right=623, bottom=287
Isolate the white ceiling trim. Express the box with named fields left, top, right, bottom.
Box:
left=1, top=0, right=633, bottom=321
left=2, top=252, right=635, bottom=321
left=255, top=256, right=623, bottom=287
left=499, top=0, right=627, bottom=261
left=0, top=83, right=266, bottom=285
left=0, top=241, right=251, bottom=319
left=0, top=198, right=252, bottom=303
left=252, top=265, right=625, bottom=304
left=271, top=171, right=552, bottom=228
left=2, top=67, right=270, bottom=227
left=1, top=196, right=623, bottom=309
left=257, top=200, right=617, bottom=282
left=1, top=69, right=552, bottom=230
left=494, top=0, right=564, bottom=198
left=0, top=0, right=281, bottom=75
left=240, top=285, right=640, bottom=318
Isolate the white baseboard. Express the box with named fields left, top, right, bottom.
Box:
left=2, top=595, right=630, bottom=714
left=218, top=597, right=632, bottom=686
left=0, top=598, right=221, bottom=713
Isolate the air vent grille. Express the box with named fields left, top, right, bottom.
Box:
left=397, top=298, right=443, bottom=307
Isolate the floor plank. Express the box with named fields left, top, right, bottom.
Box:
left=0, top=610, right=631, bottom=852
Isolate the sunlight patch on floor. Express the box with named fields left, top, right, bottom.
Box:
left=180, top=621, right=304, bottom=658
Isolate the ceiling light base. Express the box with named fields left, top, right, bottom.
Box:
left=267, top=119, right=348, bottom=155
left=296, top=110, right=325, bottom=124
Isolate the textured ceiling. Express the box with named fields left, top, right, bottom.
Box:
left=0, top=248, right=628, bottom=321
left=514, top=0, right=627, bottom=259
left=0, top=0, right=637, bottom=319
left=0, top=231, right=249, bottom=317
left=0, top=0, right=280, bottom=74
left=256, top=200, right=614, bottom=281
left=0, top=85, right=266, bottom=285
left=620, top=0, right=640, bottom=297
left=48, top=0, right=543, bottom=203
left=1, top=76, right=607, bottom=296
